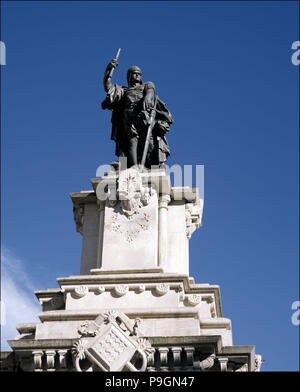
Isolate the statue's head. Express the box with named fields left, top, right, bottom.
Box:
left=127, top=66, right=142, bottom=86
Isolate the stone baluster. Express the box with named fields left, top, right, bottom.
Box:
left=218, top=357, right=229, bottom=372
left=184, top=347, right=195, bottom=370
left=57, top=349, right=68, bottom=371
left=32, top=350, right=43, bottom=372
left=171, top=347, right=182, bottom=371
left=158, top=347, right=169, bottom=371
left=146, top=347, right=156, bottom=372
left=158, top=194, right=171, bottom=268
left=45, top=350, right=56, bottom=371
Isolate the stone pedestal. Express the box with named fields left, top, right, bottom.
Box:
left=72, top=168, right=203, bottom=276
left=4, top=167, right=261, bottom=372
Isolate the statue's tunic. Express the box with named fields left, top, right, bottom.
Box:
left=101, top=82, right=173, bottom=166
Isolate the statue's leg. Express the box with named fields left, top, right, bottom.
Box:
left=127, top=136, right=138, bottom=167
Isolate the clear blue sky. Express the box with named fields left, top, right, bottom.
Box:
left=1, top=1, right=299, bottom=371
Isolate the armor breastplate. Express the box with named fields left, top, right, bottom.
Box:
left=124, top=85, right=144, bottom=109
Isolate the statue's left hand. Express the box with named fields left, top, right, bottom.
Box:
left=143, top=95, right=154, bottom=111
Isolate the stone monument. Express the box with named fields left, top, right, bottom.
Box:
left=1, top=52, right=262, bottom=372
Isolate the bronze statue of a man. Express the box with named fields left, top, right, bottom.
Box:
left=101, top=57, right=173, bottom=168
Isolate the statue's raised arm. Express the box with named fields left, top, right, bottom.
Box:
left=103, top=48, right=121, bottom=92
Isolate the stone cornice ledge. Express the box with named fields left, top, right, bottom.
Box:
left=56, top=274, right=219, bottom=294
left=56, top=274, right=222, bottom=318
left=38, top=307, right=230, bottom=326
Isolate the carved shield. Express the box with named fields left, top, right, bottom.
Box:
left=75, top=321, right=147, bottom=372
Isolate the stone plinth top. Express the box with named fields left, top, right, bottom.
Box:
left=70, top=168, right=204, bottom=276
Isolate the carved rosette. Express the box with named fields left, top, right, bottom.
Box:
left=74, top=285, right=89, bottom=298
left=155, top=283, right=169, bottom=296
left=186, top=294, right=201, bottom=306
left=114, top=285, right=129, bottom=297
left=104, top=310, right=119, bottom=323
left=137, top=284, right=145, bottom=293
left=72, top=339, right=88, bottom=360
left=96, top=285, right=105, bottom=294
left=136, top=338, right=152, bottom=358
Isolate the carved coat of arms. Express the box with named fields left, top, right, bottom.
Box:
left=73, top=311, right=152, bottom=372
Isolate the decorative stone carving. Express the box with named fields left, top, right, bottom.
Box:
left=185, top=202, right=202, bottom=239
left=254, top=354, right=263, bottom=371
left=137, top=284, right=145, bottom=293
left=73, top=313, right=150, bottom=372
left=117, top=168, right=155, bottom=214
left=73, top=339, right=88, bottom=360
left=202, top=295, right=214, bottom=304
left=96, top=285, right=105, bottom=294
left=200, top=354, right=216, bottom=371
left=78, top=320, right=101, bottom=337
left=104, top=168, right=157, bottom=244
left=109, top=206, right=151, bottom=243
left=95, top=328, right=127, bottom=365
left=114, top=284, right=129, bottom=297
left=73, top=204, right=84, bottom=234
left=155, top=283, right=169, bottom=296
left=186, top=294, right=201, bottom=306
left=104, top=310, right=119, bottom=323
left=136, top=337, right=152, bottom=357
left=210, top=304, right=216, bottom=318
left=74, top=285, right=89, bottom=298
left=131, top=318, right=141, bottom=336
left=118, top=168, right=143, bottom=216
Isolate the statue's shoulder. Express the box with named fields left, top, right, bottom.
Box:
left=143, top=81, right=155, bottom=90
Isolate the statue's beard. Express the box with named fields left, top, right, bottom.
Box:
left=129, top=77, right=142, bottom=87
